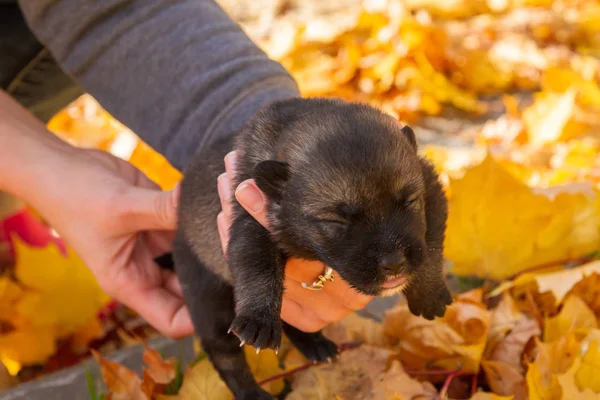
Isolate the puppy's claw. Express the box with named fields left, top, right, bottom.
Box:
left=275, top=348, right=279, bottom=355
left=239, top=340, right=246, bottom=347
left=326, top=357, right=332, bottom=363
left=256, top=348, right=261, bottom=354
left=227, top=328, right=232, bottom=334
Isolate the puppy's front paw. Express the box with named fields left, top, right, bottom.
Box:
left=229, top=314, right=282, bottom=351
left=405, top=281, right=453, bottom=320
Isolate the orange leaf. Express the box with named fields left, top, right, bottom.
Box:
left=91, top=349, right=149, bottom=400
left=141, top=343, right=175, bottom=385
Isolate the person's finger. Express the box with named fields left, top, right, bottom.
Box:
left=120, top=183, right=180, bottom=231
left=217, top=211, right=229, bottom=255
left=217, top=172, right=234, bottom=222
left=234, top=179, right=270, bottom=229
left=224, top=151, right=238, bottom=179
left=163, top=269, right=185, bottom=298
left=123, top=285, right=193, bottom=338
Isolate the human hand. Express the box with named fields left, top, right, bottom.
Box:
left=0, top=91, right=192, bottom=338
left=24, top=146, right=193, bottom=338
left=217, top=151, right=373, bottom=332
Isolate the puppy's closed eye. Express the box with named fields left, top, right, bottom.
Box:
left=405, top=197, right=419, bottom=207
left=316, top=214, right=348, bottom=226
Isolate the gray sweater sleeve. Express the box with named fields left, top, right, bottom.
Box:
left=17, top=0, right=299, bottom=171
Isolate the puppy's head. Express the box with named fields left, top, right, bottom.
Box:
left=253, top=100, right=428, bottom=296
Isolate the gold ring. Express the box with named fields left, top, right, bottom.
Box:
left=301, top=267, right=334, bottom=291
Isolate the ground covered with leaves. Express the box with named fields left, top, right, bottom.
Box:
left=3, top=0, right=600, bottom=398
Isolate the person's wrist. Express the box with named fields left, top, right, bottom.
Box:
left=0, top=91, right=78, bottom=200
left=1, top=127, right=79, bottom=213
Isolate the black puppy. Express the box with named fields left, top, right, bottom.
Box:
left=172, top=98, right=453, bottom=399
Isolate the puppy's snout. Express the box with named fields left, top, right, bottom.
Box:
left=379, top=253, right=406, bottom=276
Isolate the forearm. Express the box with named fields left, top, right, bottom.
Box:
left=0, top=90, right=74, bottom=202
left=18, top=0, right=299, bottom=171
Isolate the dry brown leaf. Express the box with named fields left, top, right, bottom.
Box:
left=481, top=360, right=526, bottom=398
left=322, top=312, right=388, bottom=347
left=486, top=294, right=524, bottom=351
left=287, top=345, right=436, bottom=400
left=0, top=361, right=16, bottom=391
left=384, top=289, right=490, bottom=375
left=534, top=261, right=600, bottom=306
left=91, top=349, right=149, bottom=400
left=489, top=316, right=540, bottom=371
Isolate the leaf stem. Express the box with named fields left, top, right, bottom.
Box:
left=470, top=373, right=478, bottom=397
left=438, top=367, right=462, bottom=400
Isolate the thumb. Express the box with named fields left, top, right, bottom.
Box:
left=122, top=183, right=180, bottom=231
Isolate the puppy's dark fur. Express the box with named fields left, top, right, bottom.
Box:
left=172, top=98, right=452, bottom=399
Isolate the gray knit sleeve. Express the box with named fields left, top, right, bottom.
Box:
left=18, top=0, right=299, bottom=171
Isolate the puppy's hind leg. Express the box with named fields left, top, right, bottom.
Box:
left=282, top=322, right=338, bottom=363
left=173, top=236, right=272, bottom=400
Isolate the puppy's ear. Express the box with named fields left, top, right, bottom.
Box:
left=401, top=125, right=417, bottom=151
left=253, top=160, right=290, bottom=202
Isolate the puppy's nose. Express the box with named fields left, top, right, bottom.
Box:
left=380, top=253, right=406, bottom=275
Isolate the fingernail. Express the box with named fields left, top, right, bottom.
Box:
left=217, top=173, right=231, bottom=201
left=235, top=183, right=264, bottom=213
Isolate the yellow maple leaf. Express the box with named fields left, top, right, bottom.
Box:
left=0, top=237, right=111, bottom=369
left=575, top=340, right=600, bottom=393
left=556, top=358, right=599, bottom=400
left=526, top=362, right=562, bottom=400
left=244, top=346, right=285, bottom=395
left=445, top=155, right=600, bottom=280
left=0, top=276, right=24, bottom=323
left=544, top=295, right=598, bottom=342
left=160, top=357, right=233, bottom=400
left=525, top=334, right=581, bottom=400
left=469, top=393, right=514, bottom=400
left=12, top=236, right=110, bottom=338
left=0, top=328, right=56, bottom=373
